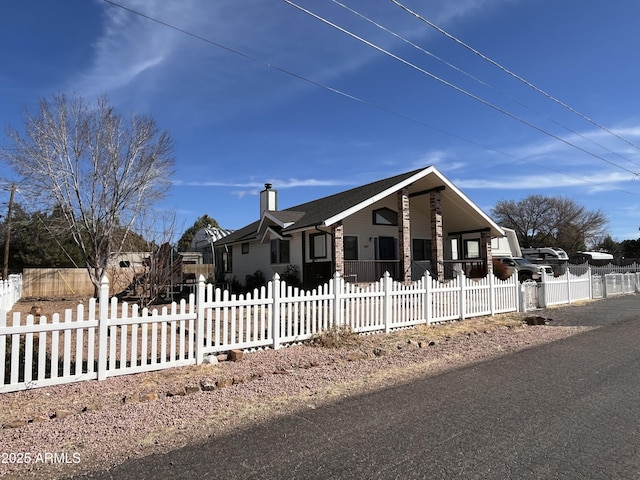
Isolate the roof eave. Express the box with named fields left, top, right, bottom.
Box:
left=322, top=166, right=436, bottom=227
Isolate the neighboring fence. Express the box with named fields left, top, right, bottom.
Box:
left=569, top=261, right=640, bottom=275
left=21, top=265, right=213, bottom=298
left=520, top=270, right=640, bottom=309
left=2, top=266, right=639, bottom=394
left=22, top=268, right=125, bottom=297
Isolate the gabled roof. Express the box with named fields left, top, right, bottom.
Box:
left=215, top=166, right=503, bottom=246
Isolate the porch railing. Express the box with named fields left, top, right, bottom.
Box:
left=343, top=260, right=400, bottom=283
left=344, top=260, right=488, bottom=283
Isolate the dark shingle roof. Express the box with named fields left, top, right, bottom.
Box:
left=215, top=167, right=425, bottom=245
left=281, top=168, right=424, bottom=231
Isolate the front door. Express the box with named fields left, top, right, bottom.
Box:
left=377, top=236, right=398, bottom=279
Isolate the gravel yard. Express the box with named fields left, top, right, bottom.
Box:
left=0, top=297, right=609, bottom=479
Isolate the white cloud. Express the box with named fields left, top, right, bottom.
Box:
left=70, top=0, right=520, bottom=109
left=455, top=170, right=637, bottom=190
left=505, top=123, right=640, bottom=170
left=175, top=177, right=354, bottom=189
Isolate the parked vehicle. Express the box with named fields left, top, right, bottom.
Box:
left=496, top=256, right=554, bottom=282
left=576, top=251, right=613, bottom=261
left=521, top=247, right=569, bottom=262
left=492, top=229, right=553, bottom=281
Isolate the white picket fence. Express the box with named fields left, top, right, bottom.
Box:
left=2, top=271, right=520, bottom=393
left=527, top=270, right=640, bottom=308
left=0, top=274, right=22, bottom=312
left=2, top=267, right=639, bottom=394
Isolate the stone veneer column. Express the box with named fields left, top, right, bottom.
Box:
left=481, top=230, right=493, bottom=276
left=333, top=222, right=344, bottom=277
left=430, top=191, right=444, bottom=281
left=398, top=187, right=412, bottom=284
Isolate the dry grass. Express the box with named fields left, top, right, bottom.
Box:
left=309, top=324, right=362, bottom=348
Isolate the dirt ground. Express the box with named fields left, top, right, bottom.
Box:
left=2, top=296, right=529, bottom=426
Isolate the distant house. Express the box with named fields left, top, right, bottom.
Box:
left=189, top=226, right=235, bottom=264
left=214, top=166, right=504, bottom=287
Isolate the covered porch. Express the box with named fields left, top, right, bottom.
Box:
left=330, top=175, right=501, bottom=284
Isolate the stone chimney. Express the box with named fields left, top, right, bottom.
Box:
left=260, top=183, right=277, bottom=216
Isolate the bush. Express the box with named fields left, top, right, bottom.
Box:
left=280, top=264, right=301, bottom=287
left=309, top=324, right=361, bottom=348
left=244, top=270, right=266, bottom=293
left=492, top=258, right=511, bottom=280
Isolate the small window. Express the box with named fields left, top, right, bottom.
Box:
left=344, top=236, right=358, bottom=260
left=464, top=239, right=481, bottom=259
left=241, top=242, right=249, bottom=254
left=270, top=239, right=290, bottom=264
left=119, top=260, right=131, bottom=268
left=222, top=246, right=233, bottom=272
left=310, top=233, right=327, bottom=259
left=451, top=238, right=459, bottom=260
left=372, top=207, right=398, bottom=226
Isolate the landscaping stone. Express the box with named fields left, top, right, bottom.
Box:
left=200, top=380, right=216, bottom=391
left=229, top=349, right=244, bottom=362
left=216, top=354, right=228, bottom=362
left=202, top=354, right=219, bottom=365
left=185, top=385, right=201, bottom=395
left=166, top=388, right=186, bottom=397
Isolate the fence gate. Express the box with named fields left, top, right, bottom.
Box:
left=521, top=280, right=539, bottom=311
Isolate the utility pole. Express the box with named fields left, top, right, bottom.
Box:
left=3, top=184, right=16, bottom=280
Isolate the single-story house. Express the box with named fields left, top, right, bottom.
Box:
left=214, top=166, right=505, bottom=287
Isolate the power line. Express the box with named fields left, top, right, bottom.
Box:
left=283, top=0, right=640, bottom=177
left=330, top=0, right=640, bottom=170
left=101, top=0, right=640, bottom=197
left=390, top=0, right=640, bottom=155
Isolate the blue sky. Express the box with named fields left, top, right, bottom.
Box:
left=2, top=0, right=640, bottom=244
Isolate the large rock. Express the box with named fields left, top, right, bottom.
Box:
left=202, top=354, right=219, bottom=365
left=229, top=350, right=244, bottom=362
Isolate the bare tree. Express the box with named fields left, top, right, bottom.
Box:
left=113, top=210, right=184, bottom=307
left=1, top=93, right=175, bottom=295
left=492, top=195, right=607, bottom=254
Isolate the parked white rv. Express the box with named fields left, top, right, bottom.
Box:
left=576, top=251, right=614, bottom=262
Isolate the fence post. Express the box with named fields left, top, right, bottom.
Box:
left=588, top=265, right=593, bottom=298
left=195, top=275, right=206, bottom=364
left=566, top=270, right=572, bottom=304
left=272, top=273, right=281, bottom=350
left=97, top=276, right=109, bottom=381
left=383, top=271, right=392, bottom=333
left=333, top=272, right=343, bottom=327
left=458, top=270, right=466, bottom=321
left=423, top=270, right=432, bottom=324
left=539, top=276, right=547, bottom=308
left=489, top=273, right=496, bottom=316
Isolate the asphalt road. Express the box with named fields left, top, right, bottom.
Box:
left=74, top=295, right=640, bottom=480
